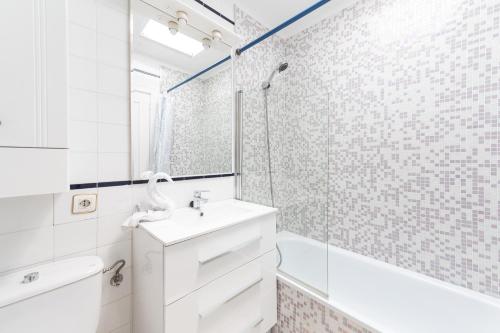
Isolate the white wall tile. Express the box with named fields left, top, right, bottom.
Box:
left=97, top=34, right=128, bottom=69
left=69, top=23, right=97, bottom=60
left=97, top=240, right=131, bottom=269
left=69, top=88, right=98, bottom=122
left=110, top=324, right=131, bottom=333
left=101, top=266, right=131, bottom=305
left=98, top=123, right=129, bottom=153
left=97, top=295, right=132, bottom=333
left=98, top=186, right=133, bottom=216
left=0, top=195, right=53, bottom=234
left=98, top=153, right=130, bottom=182
left=68, top=0, right=97, bottom=29
left=99, top=0, right=128, bottom=14
left=97, top=64, right=128, bottom=97
left=69, top=56, right=98, bottom=91
left=0, top=227, right=53, bottom=273
left=54, top=219, right=98, bottom=257
left=97, top=4, right=128, bottom=41
left=54, top=189, right=98, bottom=224
left=70, top=152, right=99, bottom=184
left=70, top=121, right=99, bottom=152
left=98, top=93, right=129, bottom=125
left=13, top=0, right=136, bottom=328
left=97, top=212, right=131, bottom=246
left=55, top=248, right=97, bottom=261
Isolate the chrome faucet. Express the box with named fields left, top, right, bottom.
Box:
left=190, top=190, right=210, bottom=215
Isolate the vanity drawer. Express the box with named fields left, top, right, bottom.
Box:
left=164, top=214, right=276, bottom=304
left=164, top=251, right=276, bottom=333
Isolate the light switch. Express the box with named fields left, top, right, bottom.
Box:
left=72, top=194, right=97, bottom=214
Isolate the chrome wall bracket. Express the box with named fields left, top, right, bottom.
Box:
left=103, top=259, right=126, bottom=287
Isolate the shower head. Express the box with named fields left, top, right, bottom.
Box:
left=262, top=62, right=289, bottom=90
left=278, top=62, right=288, bottom=72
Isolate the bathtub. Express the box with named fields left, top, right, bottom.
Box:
left=277, top=231, right=500, bottom=333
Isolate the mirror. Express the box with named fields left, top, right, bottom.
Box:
left=130, top=0, right=235, bottom=180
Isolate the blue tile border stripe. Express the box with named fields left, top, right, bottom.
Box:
left=69, top=173, right=235, bottom=190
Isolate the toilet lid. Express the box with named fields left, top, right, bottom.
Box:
left=0, top=256, right=103, bottom=308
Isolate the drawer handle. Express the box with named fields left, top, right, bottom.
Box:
left=198, top=277, right=263, bottom=318
left=198, top=235, right=263, bottom=265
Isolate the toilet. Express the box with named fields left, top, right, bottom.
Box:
left=0, top=256, right=103, bottom=333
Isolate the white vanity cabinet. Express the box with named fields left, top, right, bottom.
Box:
left=133, top=200, right=278, bottom=333
left=0, top=0, right=68, bottom=198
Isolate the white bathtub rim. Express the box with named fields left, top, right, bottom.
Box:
left=276, top=269, right=329, bottom=299
left=277, top=231, right=500, bottom=333
left=278, top=231, right=500, bottom=308
left=277, top=273, right=382, bottom=333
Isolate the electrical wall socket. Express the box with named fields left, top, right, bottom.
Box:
left=72, top=194, right=97, bottom=214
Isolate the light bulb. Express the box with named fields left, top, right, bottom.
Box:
left=177, top=11, right=188, bottom=26
left=202, top=37, right=212, bottom=49
left=168, top=21, right=178, bottom=35
left=212, top=30, right=222, bottom=41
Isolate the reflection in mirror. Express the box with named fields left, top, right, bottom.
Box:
left=130, top=0, right=236, bottom=179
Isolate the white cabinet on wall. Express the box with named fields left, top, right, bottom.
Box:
left=0, top=0, right=68, bottom=198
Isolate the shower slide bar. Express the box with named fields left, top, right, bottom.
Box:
left=166, top=0, right=330, bottom=93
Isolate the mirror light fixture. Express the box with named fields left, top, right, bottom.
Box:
left=142, top=19, right=204, bottom=57
left=202, top=37, right=212, bottom=49
left=177, top=11, right=188, bottom=25
left=167, top=21, right=178, bottom=35
left=212, top=30, right=222, bottom=41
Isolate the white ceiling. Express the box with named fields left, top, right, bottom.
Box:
left=208, top=0, right=355, bottom=39
left=235, top=0, right=329, bottom=35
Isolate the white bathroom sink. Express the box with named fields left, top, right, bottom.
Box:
left=139, top=199, right=277, bottom=246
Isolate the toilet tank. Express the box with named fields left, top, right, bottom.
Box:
left=0, top=256, right=103, bottom=333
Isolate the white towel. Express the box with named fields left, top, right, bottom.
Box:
left=122, top=210, right=172, bottom=228
left=146, top=172, right=175, bottom=212
left=122, top=171, right=176, bottom=228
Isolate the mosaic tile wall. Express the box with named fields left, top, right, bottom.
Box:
left=236, top=0, right=500, bottom=299
left=234, top=5, right=285, bottom=213
left=201, top=68, right=234, bottom=173
left=277, top=280, right=375, bottom=333
left=165, top=66, right=232, bottom=175
left=234, top=7, right=330, bottom=243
